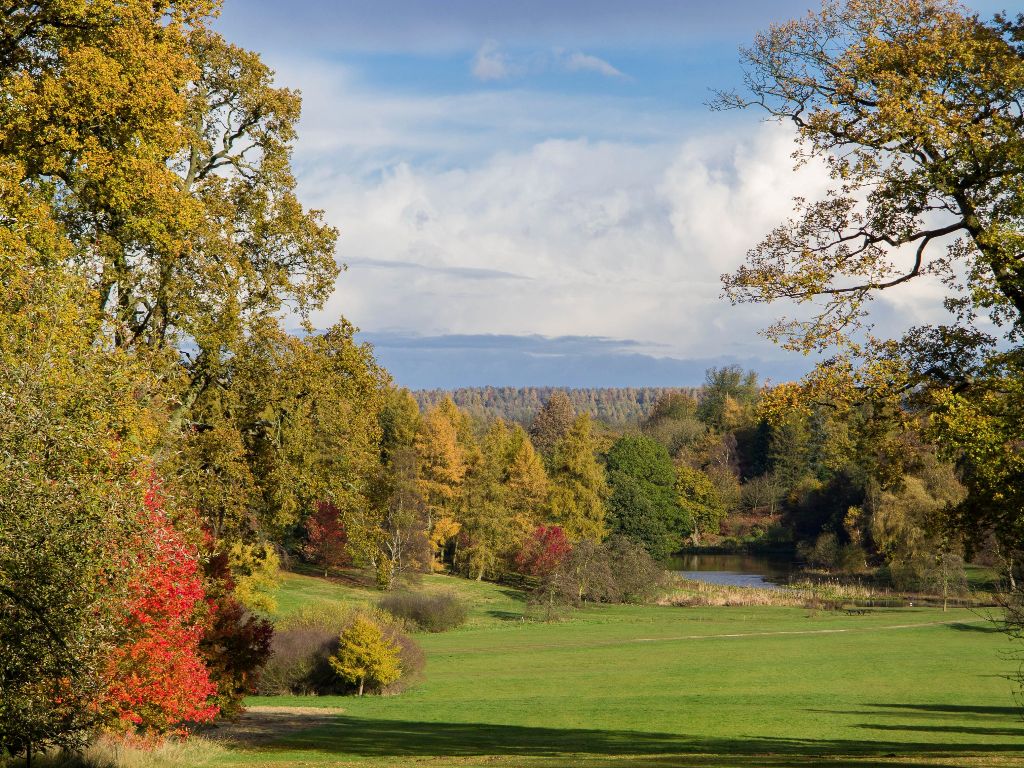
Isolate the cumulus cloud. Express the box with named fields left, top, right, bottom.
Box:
left=300, top=124, right=845, bottom=361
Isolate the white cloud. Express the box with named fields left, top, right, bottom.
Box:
left=301, top=124, right=849, bottom=361
left=563, top=51, right=625, bottom=78
left=466, top=43, right=626, bottom=83
left=471, top=40, right=517, bottom=81
left=259, top=58, right=951, bottom=366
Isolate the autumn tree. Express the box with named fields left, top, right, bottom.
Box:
left=642, top=392, right=706, bottom=456
left=99, top=481, right=218, bottom=736
left=302, top=502, right=350, bottom=577
left=415, top=400, right=468, bottom=566
left=329, top=615, right=402, bottom=697
left=676, top=465, right=727, bottom=546
left=716, top=0, right=1024, bottom=573
left=549, top=414, right=609, bottom=542
left=529, top=390, right=575, bottom=462
left=457, top=420, right=517, bottom=580
left=697, top=367, right=759, bottom=431
left=514, top=525, right=572, bottom=579
left=505, top=424, right=550, bottom=532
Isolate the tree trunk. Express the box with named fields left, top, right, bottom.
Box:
left=358, top=677, right=364, bottom=696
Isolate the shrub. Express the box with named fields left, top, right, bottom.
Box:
left=255, top=627, right=337, bottom=695
left=528, top=534, right=669, bottom=617
left=378, top=591, right=467, bottom=632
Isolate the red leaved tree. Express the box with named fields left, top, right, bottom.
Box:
left=301, top=501, right=350, bottom=576
left=200, top=547, right=273, bottom=717
left=100, top=479, right=218, bottom=735
left=514, top=525, right=572, bottom=579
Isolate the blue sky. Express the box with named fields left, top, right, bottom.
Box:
left=215, top=0, right=1009, bottom=389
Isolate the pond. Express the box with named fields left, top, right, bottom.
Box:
left=664, top=553, right=797, bottom=590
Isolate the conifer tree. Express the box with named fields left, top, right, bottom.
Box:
left=529, top=391, right=575, bottom=461
left=549, top=414, right=609, bottom=542
left=505, top=425, right=550, bottom=533
left=329, top=616, right=401, bottom=697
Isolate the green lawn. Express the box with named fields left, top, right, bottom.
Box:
left=201, top=572, right=1024, bottom=768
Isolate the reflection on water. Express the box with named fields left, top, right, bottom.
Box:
left=663, top=553, right=796, bottom=590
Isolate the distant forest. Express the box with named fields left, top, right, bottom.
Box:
left=414, top=387, right=700, bottom=427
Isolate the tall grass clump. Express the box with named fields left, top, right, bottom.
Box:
left=378, top=591, right=467, bottom=632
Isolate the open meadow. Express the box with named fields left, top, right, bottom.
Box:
left=188, top=573, right=1024, bottom=768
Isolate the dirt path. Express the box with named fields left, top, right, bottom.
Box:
left=200, top=705, right=346, bottom=745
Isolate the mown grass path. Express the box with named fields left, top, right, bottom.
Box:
left=202, top=576, right=1024, bottom=768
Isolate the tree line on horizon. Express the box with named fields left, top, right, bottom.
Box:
left=413, top=386, right=701, bottom=427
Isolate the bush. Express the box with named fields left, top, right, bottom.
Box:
left=255, top=627, right=337, bottom=695
left=256, top=607, right=424, bottom=696
left=528, top=535, right=669, bottom=617
left=378, top=591, right=467, bottom=632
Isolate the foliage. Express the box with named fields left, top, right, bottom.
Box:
left=530, top=535, right=668, bottom=615
left=416, top=386, right=698, bottom=427
left=301, top=503, right=351, bottom=577
left=0, top=262, right=155, bottom=757
left=717, top=0, right=1024, bottom=350
left=329, top=615, right=403, bottom=696
left=378, top=591, right=468, bottom=633
left=548, top=414, right=609, bottom=543
left=514, top=525, right=573, bottom=579
left=605, top=435, right=689, bottom=559
left=198, top=550, right=273, bottom=718
left=675, top=464, right=727, bottom=546
left=696, top=367, right=759, bottom=431
left=99, top=481, right=218, bottom=736
left=642, top=392, right=706, bottom=456
left=228, top=542, right=281, bottom=614
left=529, top=391, right=575, bottom=460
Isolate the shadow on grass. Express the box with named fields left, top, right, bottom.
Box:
left=213, top=711, right=1024, bottom=767
left=947, top=622, right=1004, bottom=633
left=486, top=609, right=527, bottom=621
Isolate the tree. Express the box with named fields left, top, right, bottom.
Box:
left=642, top=392, right=705, bottom=456
left=529, top=391, right=575, bottom=461
left=198, top=549, right=273, bottom=719
left=415, top=401, right=468, bottom=567
left=0, top=260, right=157, bottom=759
left=505, top=425, right=550, bottom=529
left=605, top=435, right=689, bottom=559
left=675, top=465, right=727, bottom=546
left=369, top=445, right=431, bottom=589
left=457, top=420, right=519, bottom=580
left=302, top=502, right=350, bottom=577
left=716, top=0, right=1024, bottom=352
left=514, top=525, right=572, bottom=579
left=549, top=414, right=609, bottom=542
left=329, top=615, right=402, bottom=697
left=697, top=367, right=759, bottom=431
left=715, top=0, right=1024, bottom=582
left=99, top=480, right=218, bottom=736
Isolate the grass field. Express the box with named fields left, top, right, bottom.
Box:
left=195, top=571, right=1024, bottom=768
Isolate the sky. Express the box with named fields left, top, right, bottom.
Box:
left=214, top=0, right=1008, bottom=390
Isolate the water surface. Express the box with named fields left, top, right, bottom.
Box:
left=665, top=553, right=796, bottom=590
